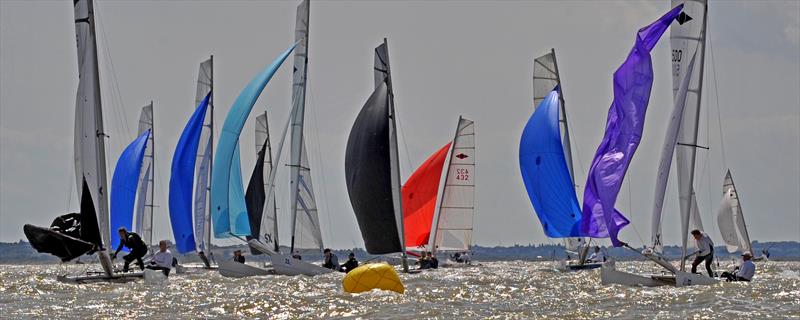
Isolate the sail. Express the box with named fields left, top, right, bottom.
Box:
left=580, top=6, right=682, bottom=246
left=402, top=143, right=451, bottom=248
left=244, top=132, right=269, bottom=254
left=292, top=143, right=324, bottom=251
left=432, top=117, right=475, bottom=252
left=345, top=82, right=402, bottom=254
left=253, top=114, right=279, bottom=251
left=650, top=49, right=698, bottom=253
left=520, top=88, right=583, bottom=237
left=716, top=170, right=752, bottom=253
left=169, top=94, right=210, bottom=253
left=110, top=130, right=151, bottom=249
left=73, top=0, right=108, bottom=249
left=194, top=57, right=213, bottom=253
left=211, top=43, right=296, bottom=238
left=671, top=0, right=708, bottom=255
left=134, top=103, right=154, bottom=246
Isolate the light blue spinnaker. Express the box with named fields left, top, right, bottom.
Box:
left=110, top=129, right=151, bottom=249
left=211, top=43, right=297, bottom=238
left=169, top=93, right=210, bottom=253
left=519, top=88, right=582, bottom=238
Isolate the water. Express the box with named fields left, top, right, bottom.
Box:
left=1, top=261, right=798, bottom=319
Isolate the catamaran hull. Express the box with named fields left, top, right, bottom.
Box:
left=57, top=271, right=143, bottom=284
left=558, top=260, right=603, bottom=272
left=217, top=260, right=271, bottom=278
left=267, top=252, right=334, bottom=276
left=601, top=265, right=719, bottom=287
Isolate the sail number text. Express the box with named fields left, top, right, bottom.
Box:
left=671, top=49, right=682, bottom=62
left=456, top=168, right=470, bottom=181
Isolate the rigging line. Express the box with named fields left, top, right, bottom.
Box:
left=391, top=97, right=414, bottom=178
left=708, top=30, right=728, bottom=171
left=305, top=77, right=333, bottom=245
left=625, top=170, right=645, bottom=246
left=94, top=1, right=131, bottom=140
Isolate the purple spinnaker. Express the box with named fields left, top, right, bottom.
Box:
left=580, top=5, right=683, bottom=247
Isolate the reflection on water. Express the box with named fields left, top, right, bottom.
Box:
left=1, top=261, right=798, bottom=319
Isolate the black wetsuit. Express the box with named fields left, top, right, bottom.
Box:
left=113, top=232, right=148, bottom=272
left=340, top=258, right=359, bottom=273
left=234, top=255, right=245, bottom=263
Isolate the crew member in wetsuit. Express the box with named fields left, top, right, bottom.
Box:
left=427, top=251, right=439, bottom=269
left=111, top=227, right=148, bottom=272
left=340, top=252, right=359, bottom=273
left=322, top=248, right=340, bottom=270
left=233, top=250, right=245, bottom=263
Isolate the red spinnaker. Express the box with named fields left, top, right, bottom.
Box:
left=402, top=142, right=452, bottom=248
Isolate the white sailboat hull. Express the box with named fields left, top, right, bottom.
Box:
left=218, top=260, right=270, bottom=278
left=267, top=251, right=334, bottom=276
left=600, top=264, right=719, bottom=287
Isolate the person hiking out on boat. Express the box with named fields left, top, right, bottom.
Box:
left=690, top=229, right=715, bottom=277
left=417, top=251, right=431, bottom=269
left=322, top=248, right=340, bottom=270
left=233, top=250, right=245, bottom=263
left=427, top=251, right=439, bottom=269
left=588, top=246, right=606, bottom=262
left=111, top=227, right=147, bottom=272
left=340, top=252, right=359, bottom=273
left=721, top=252, right=756, bottom=282
left=145, top=240, right=173, bottom=276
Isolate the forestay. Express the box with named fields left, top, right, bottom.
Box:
left=432, top=117, right=475, bottom=252
left=671, top=0, right=708, bottom=256
left=134, top=103, right=154, bottom=246
left=716, top=170, right=752, bottom=254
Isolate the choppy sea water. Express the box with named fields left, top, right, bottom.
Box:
left=1, top=261, right=798, bottom=319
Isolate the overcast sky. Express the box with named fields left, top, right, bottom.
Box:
left=1, top=0, right=798, bottom=249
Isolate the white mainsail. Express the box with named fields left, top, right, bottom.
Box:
left=430, top=117, right=475, bottom=252
left=650, top=48, right=698, bottom=254
left=671, top=0, right=708, bottom=269
left=716, top=170, right=752, bottom=254
left=134, top=102, right=154, bottom=246
left=194, top=57, right=213, bottom=253
left=287, top=0, right=324, bottom=253
left=256, top=113, right=279, bottom=251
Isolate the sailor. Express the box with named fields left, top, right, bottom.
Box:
left=340, top=252, right=359, bottom=273
left=721, top=252, right=756, bottom=282
left=427, top=252, right=439, bottom=269
left=198, top=251, right=211, bottom=267
left=322, top=248, right=340, bottom=270
left=111, top=227, right=148, bottom=272
left=145, top=240, right=173, bottom=276
left=690, top=229, right=715, bottom=277
left=587, top=246, right=606, bottom=262
left=233, top=250, right=245, bottom=263
left=417, top=251, right=431, bottom=269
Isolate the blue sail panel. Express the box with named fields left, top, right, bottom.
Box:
left=229, top=142, right=250, bottom=235
left=519, top=88, right=582, bottom=238
left=110, top=129, right=151, bottom=249
left=168, top=93, right=210, bottom=253
left=211, top=43, right=296, bottom=238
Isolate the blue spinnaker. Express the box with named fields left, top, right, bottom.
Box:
left=110, top=129, right=151, bottom=250
left=519, top=88, right=582, bottom=238
left=169, top=93, right=210, bottom=253
left=211, top=43, right=297, bottom=238
left=580, top=5, right=683, bottom=246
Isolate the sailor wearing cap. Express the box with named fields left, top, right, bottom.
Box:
left=721, top=252, right=756, bottom=282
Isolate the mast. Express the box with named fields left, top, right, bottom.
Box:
left=549, top=49, right=575, bottom=184
left=289, top=0, right=311, bottom=254
left=382, top=38, right=409, bottom=272
left=207, top=54, right=214, bottom=256
left=429, top=117, right=460, bottom=256
left=265, top=111, right=279, bottom=252
left=148, top=101, right=155, bottom=246
left=726, top=171, right=752, bottom=254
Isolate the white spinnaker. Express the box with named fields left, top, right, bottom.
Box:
left=194, top=58, right=213, bottom=253
left=671, top=0, right=708, bottom=267
left=534, top=50, right=584, bottom=249
left=650, top=48, right=698, bottom=254
left=716, top=170, right=752, bottom=253
left=431, top=118, right=475, bottom=252
left=288, top=0, right=324, bottom=252
left=74, top=0, right=110, bottom=249
left=256, top=114, right=279, bottom=251
left=134, top=103, right=154, bottom=246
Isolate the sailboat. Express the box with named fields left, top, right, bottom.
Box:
left=402, top=116, right=476, bottom=265
left=134, top=103, right=155, bottom=249
left=345, top=38, right=410, bottom=272
left=599, top=1, right=719, bottom=287
left=22, top=0, right=141, bottom=283
left=521, top=49, right=597, bottom=271
left=169, top=57, right=214, bottom=269
left=220, top=0, right=333, bottom=277
left=716, top=170, right=765, bottom=261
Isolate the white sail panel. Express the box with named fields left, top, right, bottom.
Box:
left=256, top=114, right=279, bottom=250
left=432, top=118, right=475, bottom=252
left=134, top=103, right=154, bottom=246
left=74, top=0, right=110, bottom=248
left=292, top=141, right=324, bottom=251
left=717, top=170, right=751, bottom=253
left=194, top=58, right=213, bottom=252
left=670, top=0, right=708, bottom=261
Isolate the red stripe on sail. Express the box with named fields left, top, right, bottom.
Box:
left=402, top=142, right=451, bottom=248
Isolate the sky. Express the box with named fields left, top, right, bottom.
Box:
left=1, top=0, right=798, bottom=250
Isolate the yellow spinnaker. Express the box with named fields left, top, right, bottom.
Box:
left=342, top=263, right=404, bottom=294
